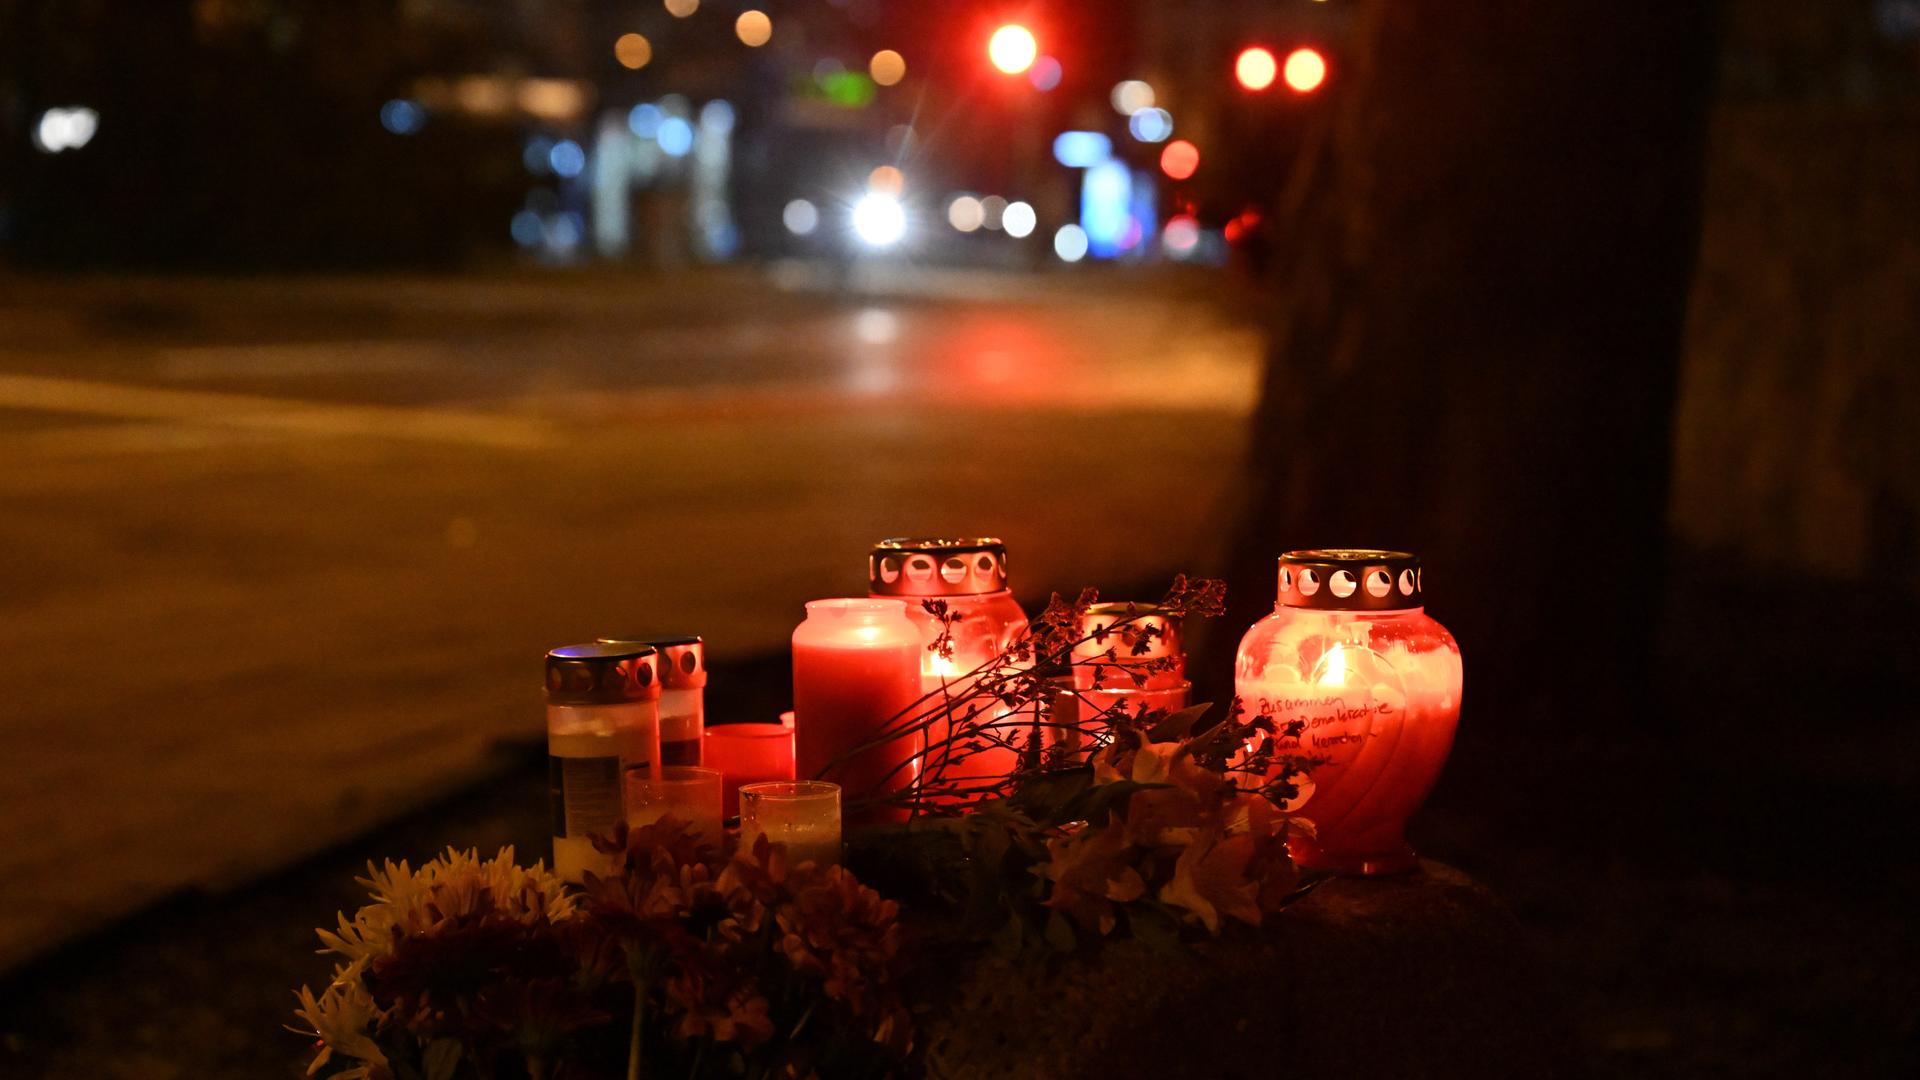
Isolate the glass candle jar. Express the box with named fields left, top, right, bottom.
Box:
left=739, top=780, right=842, bottom=868
left=1071, top=602, right=1191, bottom=722
left=627, top=765, right=724, bottom=853
left=1234, top=550, right=1462, bottom=876
left=792, top=598, right=924, bottom=822
left=869, top=538, right=1029, bottom=799
left=546, top=642, right=662, bottom=883
left=704, top=722, right=795, bottom=818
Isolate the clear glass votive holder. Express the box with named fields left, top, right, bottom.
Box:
left=738, top=780, right=842, bottom=868
left=705, top=722, right=797, bottom=818
left=626, top=765, right=724, bottom=854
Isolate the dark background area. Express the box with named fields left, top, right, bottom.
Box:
left=2, top=0, right=1918, bottom=1076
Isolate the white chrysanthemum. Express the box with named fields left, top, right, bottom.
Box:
left=291, top=958, right=388, bottom=1078
left=315, top=846, right=574, bottom=964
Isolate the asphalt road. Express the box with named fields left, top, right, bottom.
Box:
left=0, top=263, right=1263, bottom=970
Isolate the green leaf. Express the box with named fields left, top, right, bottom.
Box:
left=422, top=1039, right=463, bottom=1080
left=1147, top=703, right=1215, bottom=743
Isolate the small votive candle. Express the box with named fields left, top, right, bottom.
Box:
left=738, top=780, right=842, bottom=868
left=705, top=722, right=796, bottom=817
left=627, top=765, right=724, bottom=854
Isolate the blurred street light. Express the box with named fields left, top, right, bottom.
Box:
left=1110, top=80, right=1154, bottom=115
left=1235, top=47, right=1278, bottom=91
left=1003, top=201, right=1037, bottom=238
left=665, top=0, right=698, bottom=16
left=1284, top=47, right=1328, bottom=93
left=1128, top=107, right=1173, bottom=143
left=615, top=33, right=653, bottom=70
left=948, top=195, right=984, bottom=232
left=1029, top=56, right=1063, bottom=91
left=1159, top=139, right=1199, bottom=180
left=782, top=199, right=819, bottom=235
left=1054, top=224, right=1089, bottom=262
left=870, top=50, right=906, bottom=87
left=33, top=107, right=99, bottom=153
left=736, top=10, right=772, bottom=47
left=868, top=165, right=905, bottom=196
left=852, top=194, right=907, bottom=247
left=988, top=24, right=1038, bottom=75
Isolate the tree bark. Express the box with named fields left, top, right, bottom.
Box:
left=1213, top=3, right=1720, bottom=741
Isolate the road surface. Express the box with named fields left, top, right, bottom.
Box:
left=0, top=264, right=1262, bottom=970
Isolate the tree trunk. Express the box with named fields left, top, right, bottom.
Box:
left=1213, top=3, right=1719, bottom=743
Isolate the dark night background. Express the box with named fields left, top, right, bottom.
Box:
left=1, top=0, right=1917, bottom=1076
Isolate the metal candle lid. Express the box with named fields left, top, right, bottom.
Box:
left=1073, top=603, right=1184, bottom=663
left=650, top=636, right=706, bottom=689
left=869, top=537, right=1009, bottom=598
left=596, top=636, right=707, bottom=690
left=546, top=642, right=660, bottom=705
left=1277, top=549, right=1423, bottom=611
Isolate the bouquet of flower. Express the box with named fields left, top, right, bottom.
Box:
left=293, top=825, right=909, bottom=1080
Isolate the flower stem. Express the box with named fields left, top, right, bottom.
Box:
left=628, top=985, right=645, bottom=1080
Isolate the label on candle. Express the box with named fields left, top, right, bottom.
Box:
left=549, top=755, right=623, bottom=840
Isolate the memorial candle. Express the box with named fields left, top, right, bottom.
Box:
left=704, top=722, right=795, bottom=818
left=545, top=642, right=661, bottom=883
left=868, top=538, right=1029, bottom=800
left=1071, top=602, right=1191, bottom=722
left=1234, top=550, right=1463, bottom=876
left=791, top=598, right=923, bottom=822
left=738, top=780, right=842, bottom=868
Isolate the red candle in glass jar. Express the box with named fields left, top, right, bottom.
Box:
left=792, top=598, right=924, bottom=822
left=1235, top=550, right=1462, bottom=876
left=868, top=538, right=1029, bottom=801
left=705, top=722, right=795, bottom=818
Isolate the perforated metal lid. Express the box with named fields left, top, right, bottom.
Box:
left=869, top=537, right=1009, bottom=598
left=1277, top=549, right=1423, bottom=611
left=545, top=642, right=660, bottom=704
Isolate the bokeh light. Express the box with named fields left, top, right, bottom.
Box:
left=1163, top=215, right=1200, bottom=255
left=947, top=195, right=984, bottom=233
left=988, top=24, right=1037, bottom=75
left=851, top=194, right=907, bottom=247
left=1159, top=139, right=1199, bottom=180
left=614, top=33, right=652, bottom=70
left=548, top=139, right=586, bottom=178
left=1284, top=47, right=1328, bottom=92
left=379, top=99, right=424, bottom=135
left=1052, top=130, right=1112, bottom=169
left=1110, top=80, right=1154, bottom=115
left=510, top=210, right=544, bottom=247
left=1235, top=47, right=1278, bottom=91
left=782, top=199, right=819, bottom=236
left=657, top=116, right=694, bottom=156
left=1128, top=107, right=1173, bottom=143
left=869, top=50, right=906, bottom=87
left=735, top=10, right=772, bottom=47
left=1028, top=56, right=1063, bottom=91
left=868, top=165, right=905, bottom=196
left=980, top=195, right=1008, bottom=230
left=1003, top=201, right=1037, bottom=239
left=700, top=99, right=735, bottom=133
left=628, top=103, right=662, bottom=138
left=34, top=106, right=99, bottom=153
left=664, top=0, right=698, bottom=16
left=1053, top=224, right=1089, bottom=263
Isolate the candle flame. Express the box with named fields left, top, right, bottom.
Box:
left=1318, top=643, right=1348, bottom=687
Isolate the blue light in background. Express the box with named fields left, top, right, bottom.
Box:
left=1051, top=130, right=1112, bottom=169
left=699, top=99, right=735, bottom=134
left=510, top=210, right=544, bottom=247
left=379, top=99, right=425, bottom=135
left=1128, top=107, right=1173, bottom=143
left=656, top=117, right=694, bottom=157
left=524, top=135, right=555, bottom=173
left=1081, top=158, right=1132, bottom=259
left=628, top=103, right=662, bottom=139
left=548, top=139, right=586, bottom=178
